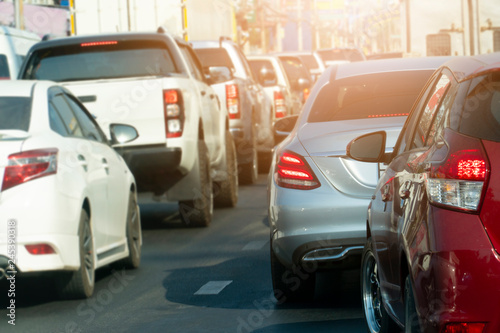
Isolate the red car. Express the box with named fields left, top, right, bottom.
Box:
left=347, top=52, right=500, bottom=333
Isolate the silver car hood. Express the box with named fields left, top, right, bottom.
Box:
left=298, top=118, right=405, bottom=197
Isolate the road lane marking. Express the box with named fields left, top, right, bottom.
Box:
left=194, top=281, right=233, bottom=295
left=242, top=240, right=268, bottom=251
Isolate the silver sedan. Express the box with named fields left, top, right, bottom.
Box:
left=267, top=56, right=451, bottom=302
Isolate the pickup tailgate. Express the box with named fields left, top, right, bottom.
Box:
left=63, top=76, right=192, bottom=146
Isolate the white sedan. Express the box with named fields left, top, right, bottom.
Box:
left=0, top=80, right=142, bottom=299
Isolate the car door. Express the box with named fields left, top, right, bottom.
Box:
left=374, top=72, right=453, bottom=313
left=62, top=91, right=130, bottom=245
left=48, top=88, right=110, bottom=250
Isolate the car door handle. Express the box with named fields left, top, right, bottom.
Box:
left=201, top=90, right=206, bottom=96
left=210, top=94, right=215, bottom=99
left=77, top=154, right=88, bottom=172
left=102, top=158, right=109, bottom=175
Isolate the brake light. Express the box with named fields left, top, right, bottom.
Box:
left=226, top=84, right=240, bottom=119
left=303, top=88, right=310, bottom=103
left=25, top=244, right=55, bottom=255
left=441, top=322, right=485, bottom=333
left=368, top=113, right=409, bottom=118
left=274, top=90, right=286, bottom=118
left=274, top=150, right=320, bottom=190
left=2, top=149, right=58, bottom=192
left=163, top=89, right=184, bottom=138
left=426, top=131, right=489, bottom=211
left=80, top=41, right=118, bottom=47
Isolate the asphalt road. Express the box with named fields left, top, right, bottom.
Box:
left=0, top=174, right=367, bottom=333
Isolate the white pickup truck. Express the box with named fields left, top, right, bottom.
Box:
left=19, top=31, right=238, bottom=227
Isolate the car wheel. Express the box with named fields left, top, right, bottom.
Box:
left=361, top=238, right=399, bottom=333
left=214, top=130, right=239, bottom=208
left=270, top=242, right=315, bottom=303
left=57, top=209, right=95, bottom=299
left=114, top=191, right=141, bottom=269
left=239, top=123, right=258, bottom=185
left=404, top=275, right=420, bottom=333
left=179, top=140, right=213, bottom=227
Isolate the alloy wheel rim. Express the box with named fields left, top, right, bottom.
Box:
left=363, top=253, right=383, bottom=333
left=83, top=221, right=94, bottom=286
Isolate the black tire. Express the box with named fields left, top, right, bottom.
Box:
left=214, top=130, right=239, bottom=208
left=404, top=275, right=421, bottom=333
left=361, top=238, right=399, bottom=333
left=114, top=191, right=141, bottom=269
left=179, top=140, right=213, bottom=227
left=239, top=123, right=259, bottom=185
left=270, top=242, right=315, bottom=303
left=258, top=151, right=272, bottom=174
left=57, top=209, right=95, bottom=299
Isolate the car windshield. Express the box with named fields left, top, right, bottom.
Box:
left=456, top=72, right=500, bottom=142
left=0, top=96, right=31, bottom=130
left=194, top=48, right=234, bottom=70
left=21, top=40, right=179, bottom=82
left=307, top=70, right=434, bottom=122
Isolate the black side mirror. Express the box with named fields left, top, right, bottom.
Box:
left=346, top=131, right=387, bottom=163
left=273, top=115, right=298, bottom=145
left=110, top=124, right=139, bottom=145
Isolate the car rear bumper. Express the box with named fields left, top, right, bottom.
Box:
left=269, top=178, right=367, bottom=269
left=413, top=207, right=500, bottom=333
left=118, top=145, right=182, bottom=193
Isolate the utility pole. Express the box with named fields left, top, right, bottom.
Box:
left=405, top=0, right=411, bottom=53
left=468, top=0, right=475, bottom=55
left=297, top=0, right=302, bottom=51
left=14, top=0, right=24, bottom=30
left=260, top=0, right=266, bottom=53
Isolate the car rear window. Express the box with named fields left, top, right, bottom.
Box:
left=298, top=54, right=319, bottom=71
left=278, top=56, right=311, bottom=84
left=21, top=40, right=179, bottom=82
left=0, top=54, right=10, bottom=79
left=0, top=97, right=31, bottom=130
left=248, top=59, right=275, bottom=86
left=455, top=72, right=500, bottom=142
left=194, top=48, right=234, bottom=70
left=307, top=70, right=434, bottom=122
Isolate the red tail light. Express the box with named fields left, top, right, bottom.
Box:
left=274, top=90, right=287, bottom=118
left=2, top=148, right=58, bottom=192
left=25, top=244, right=56, bottom=255
left=163, top=89, right=184, bottom=138
left=274, top=150, right=320, bottom=190
left=303, top=88, right=310, bottom=103
left=426, top=130, right=489, bottom=211
left=226, top=84, right=240, bottom=119
left=441, top=322, right=485, bottom=333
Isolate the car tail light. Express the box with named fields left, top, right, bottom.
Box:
left=25, top=244, right=55, bottom=255
left=303, top=88, right=310, bottom=103
left=163, top=89, right=184, bottom=138
left=274, top=90, right=287, bottom=118
left=226, top=84, right=240, bottom=119
left=274, top=150, right=320, bottom=190
left=426, top=131, right=489, bottom=211
left=441, top=322, right=485, bottom=333
left=2, top=148, right=58, bottom=192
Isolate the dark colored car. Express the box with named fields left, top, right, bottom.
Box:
left=347, top=53, right=500, bottom=332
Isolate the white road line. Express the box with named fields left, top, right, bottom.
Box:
left=194, top=281, right=233, bottom=295
left=242, top=240, right=268, bottom=251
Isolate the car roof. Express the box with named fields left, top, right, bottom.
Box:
left=332, top=56, right=453, bottom=80
left=0, top=80, right=40, bottom=97
left=442, top=52, right=500, bottom=82
left=28, top=32, right=175, bottom=51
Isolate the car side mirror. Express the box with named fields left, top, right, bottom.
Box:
left=109, top=124, right=139, bottom=145
left=206, top=66, right=233, bottom=84
left=346, top=131, right=388, bottom=163
left=274, top=115, right=298, bottom=145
